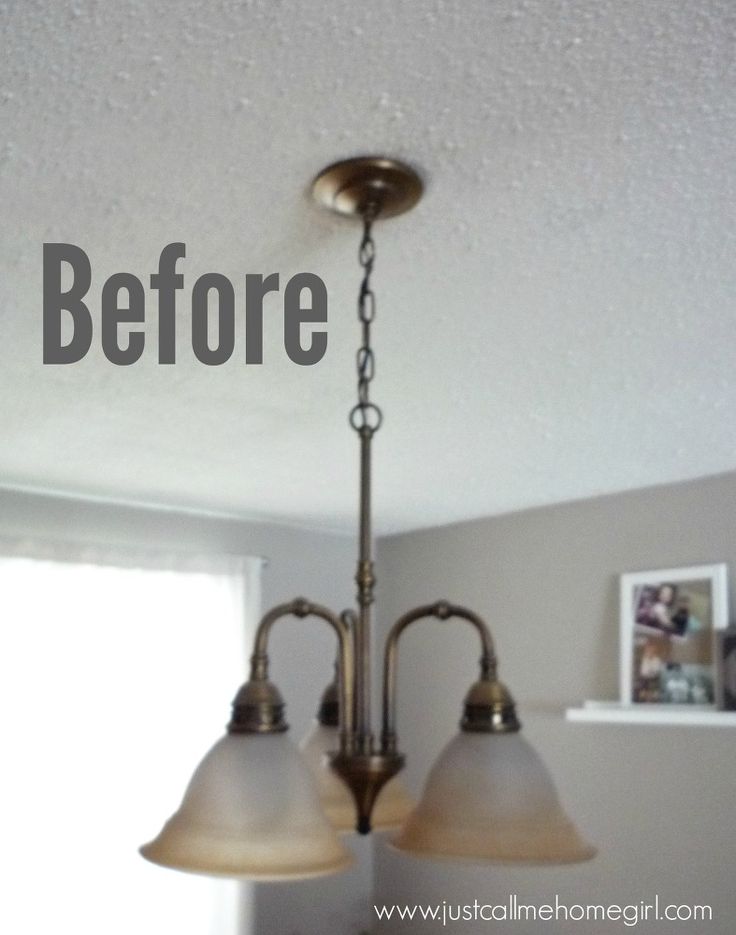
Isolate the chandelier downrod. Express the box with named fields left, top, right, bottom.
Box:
left=353, top=205, right=379, bottom=755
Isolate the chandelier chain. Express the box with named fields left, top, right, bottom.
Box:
left=350, top=206, right=383, bottom=434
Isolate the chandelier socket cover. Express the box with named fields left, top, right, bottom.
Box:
left=316, top=669, right=341, bottom=727
left=461, top=676, right=521, bottom=733
left=228, top=676, right=288, bottom=734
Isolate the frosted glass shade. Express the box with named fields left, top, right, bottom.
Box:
left=140, top=733, right=353, bottom=880
left=393, top=732, right=595, bottom=864
left=300, top=722, right=414, bottom=831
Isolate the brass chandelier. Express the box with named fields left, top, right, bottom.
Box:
left=141, top=157, right=595, bottom=880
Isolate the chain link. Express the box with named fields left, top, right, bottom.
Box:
left=349, top=206, right=383, bottom=433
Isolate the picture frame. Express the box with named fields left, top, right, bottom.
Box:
left=619, top=564, right=728, bottom=707
left=715, top=627, right=736, bottom=711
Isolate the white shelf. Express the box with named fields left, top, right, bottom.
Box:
left=565, top=700, right=736, bottom=726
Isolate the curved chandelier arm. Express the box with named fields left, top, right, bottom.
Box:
left=246, top=598, right=356, bottom=744
left=381, top=601, right=498, bottom=753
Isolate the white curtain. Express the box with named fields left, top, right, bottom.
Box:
left=0, top=538, right=262, bottom=935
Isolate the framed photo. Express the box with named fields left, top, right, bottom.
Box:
left=620, top=564, right=728, bottom=706
left=715, top=628, right=736, bottom=711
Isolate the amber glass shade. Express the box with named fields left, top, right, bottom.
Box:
left=300, top=722, right=414, bottom=831
left=140, top=733, right=353, bottom=880
left=393, top=732, right=595, bottom=864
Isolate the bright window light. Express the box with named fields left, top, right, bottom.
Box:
left=0, top=555, right=254, bottom=935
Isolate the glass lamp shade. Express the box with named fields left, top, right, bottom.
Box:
left=300, top=721, right=414, bottom=831
left=140, top=733, right=353, bottom=880
left=392, top=732, right=595, bottom=864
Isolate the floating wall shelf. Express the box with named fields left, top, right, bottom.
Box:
left=565, top=700, right=736, bottom=727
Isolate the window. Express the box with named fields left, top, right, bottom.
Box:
left=0, top=548, right=260, bottom=935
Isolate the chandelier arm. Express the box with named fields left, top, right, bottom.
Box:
left=380, top=601, right=498, bottom=753
left=247, top=598, right=356, bottom=746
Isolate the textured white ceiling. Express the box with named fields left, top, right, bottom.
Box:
left=1, top=0, right=735, bottom=534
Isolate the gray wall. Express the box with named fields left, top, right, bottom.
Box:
left=373, top=472, right=736, bottom=934
left=0, top=488, right=370, bottom=935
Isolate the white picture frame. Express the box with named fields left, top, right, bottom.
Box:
left=619, top=563, right=729, bottom=707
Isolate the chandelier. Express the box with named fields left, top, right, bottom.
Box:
left=140, top=157, right=595, bottom=880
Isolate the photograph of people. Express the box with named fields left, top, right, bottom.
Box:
left=634, top=583, right=685, bottom=636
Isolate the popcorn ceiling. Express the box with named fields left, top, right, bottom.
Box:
left=0, top=0, right=734, bottom=533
